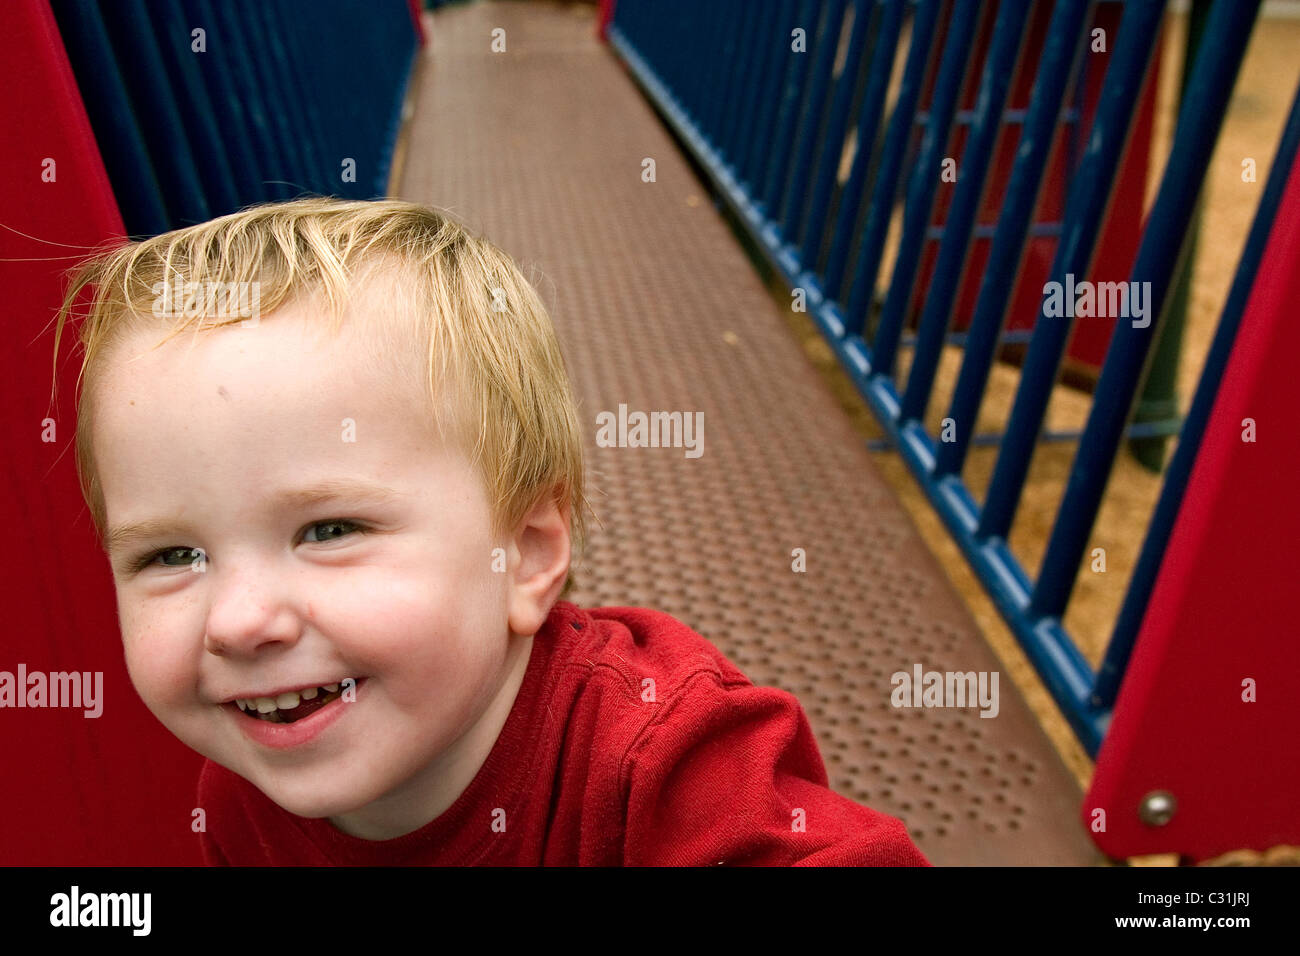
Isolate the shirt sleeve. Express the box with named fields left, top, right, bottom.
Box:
left=621, top=670, right=931, bottom=866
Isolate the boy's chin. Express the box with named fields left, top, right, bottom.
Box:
left=230, top=764, right=377, bottom=816
left=251, top=776, right=373, bottom=821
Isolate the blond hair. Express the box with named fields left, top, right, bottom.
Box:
left=52, top=197, right=588, bottom=581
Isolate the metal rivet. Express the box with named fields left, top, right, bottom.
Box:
left=1139, top=790, right=1177, bottom=826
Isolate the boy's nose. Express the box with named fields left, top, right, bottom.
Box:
left=203, top=575, right=302, bottom=657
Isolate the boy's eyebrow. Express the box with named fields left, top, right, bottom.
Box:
left=104, top=480, right=407, bottom=555
left=267, top=479, right=407, bottom=511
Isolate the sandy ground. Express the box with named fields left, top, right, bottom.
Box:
left=772, top=10, right=1299, bottom=864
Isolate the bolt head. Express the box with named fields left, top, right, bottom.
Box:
left=1139, top=790, right=1177, bottom=826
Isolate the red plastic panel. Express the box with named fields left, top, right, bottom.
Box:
left=408, top=0, right=427, bottom=46
left=1083, top=147, right=1300, bottom=861
left=0, top=0, right=204, bottom=864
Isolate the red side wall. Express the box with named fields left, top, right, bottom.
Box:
left=1084, top=144, right=1300, bottom=861
left=0, top=0, right=204, bottom=865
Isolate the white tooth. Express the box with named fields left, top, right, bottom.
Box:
left=323, top=683, right=340, bottom=694
left=301, top=686, right=319, bottom=700
left=255, top=697, right=277, bottom=714
left=234, top=699, right=245, bottom=710
left=275, top=691, right=301, bottom=710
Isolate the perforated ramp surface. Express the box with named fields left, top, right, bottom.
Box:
left=399, top=0, right=1100, bottom=865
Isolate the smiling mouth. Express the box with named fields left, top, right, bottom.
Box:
left=232, top=682, right=358, bottom=724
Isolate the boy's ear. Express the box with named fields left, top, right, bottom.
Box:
left=506, top=493, right=572, bottom=638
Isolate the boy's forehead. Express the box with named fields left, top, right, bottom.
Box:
left=110, top=272, right=426, bottom=391
left=92, top=294, right=449, bottom=467
left=92, top=297, right=473, bottom=512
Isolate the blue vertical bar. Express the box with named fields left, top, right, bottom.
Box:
left=934, top=0, right=1093, bottom=479
left=719, top=4, right=762, bottom=167
left=698, top=2, right=730, bottom=129
left=754, top=0, right=800, bottom=204
left=652, top=1, right=677, bottom=94
left=623, top=2, right=649, bottom=58
left=863, top=0, right=982, bottom=376
left=271, top=1, right=336, bottom=196
left=251, top=1, right=322, bottom=196
left=673, top=0, right=697, bottom=114
left=1095, top=74, right=1300, bottom=709
left=976, top=0, right=1167, bottom=541
left=780, top=0, right=850, bottom=238
left=211, top=0, right=293, bottom=200
left=679, top=1, right=710, bottom=119
left=838, top=0, right=942, bottom=333
left=98, top=0, right=214, bottom=226
left=1031, top=0, right=1262, bottom=619
left=900, top=0, right=1033, bottom=424
left=732, top=6, right=776, bottom=181
left=677, top=0, right=701, bottom=105
left=182, top=0, right=269, bottom=207
left=762, top=0, right=819, bottom=214
left=147, top=0, right=243, bottom=216
left=242, top=0, right=315, bottom=198
left=699, top=1, right=738, bottom=142
left=821, top=0, right=907, bottom=295
left=798, top=0, right=876, bottom=263
left=743, top=0, right=797, bottom=189
left=658, top=0, right=676, bottom=92
left=48, top=0, right=172, bottom=235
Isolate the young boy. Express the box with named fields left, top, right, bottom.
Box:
left=55, top=197, right=929, bottom=866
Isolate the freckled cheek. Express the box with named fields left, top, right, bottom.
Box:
left=117, top=601, right=203, bottom=709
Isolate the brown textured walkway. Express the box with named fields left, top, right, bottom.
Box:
left=399, top=0, right=1099, bottom=865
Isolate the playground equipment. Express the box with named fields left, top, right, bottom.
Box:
left=607, top=0, right=1299, bottom=860
left=2, top=0, right=1295, bottom=864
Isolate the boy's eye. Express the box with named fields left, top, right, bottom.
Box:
left=128, top=521, right=364, bottom=573
left=156, top=547, right=204, bottom=567
left=301, top=520, right=361, bottom=543
left=125, top=546, right=204, bottom=574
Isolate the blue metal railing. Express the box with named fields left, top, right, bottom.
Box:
left=50, top=0, right=419, bottom=237
left=608, top=0, right=1294, bottom=755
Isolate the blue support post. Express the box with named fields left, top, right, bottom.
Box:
left=838, top=0, right=942, bottom=332
left=742, top=0, right=796, bottom=190
left=934, top=0, right=1095, bottom=478
left=779, top=0, right=849, bottom=236
left=1031, top=0, right=1263, bottom=620
left=798, top=0, right=876, bottom=266
left=976, top=0, right=1167, bottom=542
left=865, top=0, right=983, bottom=379
left=900, top=0, right=1033, bottom=425
left=700, top=1, right=739, bottom=141
left=723, top=6, right=766, bottom=171
left=181, top=0, right=270, bottom=208
left=820, top=0, right=907, bottom=297
left=761, top=0, right=819, bottom=214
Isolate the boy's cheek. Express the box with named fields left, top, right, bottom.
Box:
left=118, top=612, right=199, bottom=710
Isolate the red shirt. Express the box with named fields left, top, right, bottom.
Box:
left=197, top=600, right=930, bottom=866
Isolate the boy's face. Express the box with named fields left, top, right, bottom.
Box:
left=92, top=298, right=545, bottom=837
